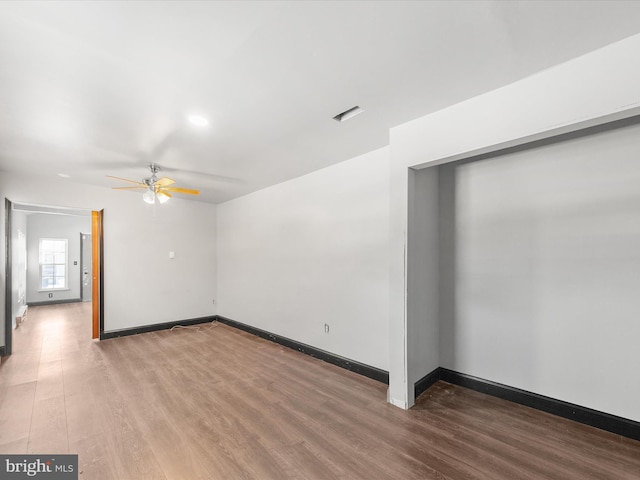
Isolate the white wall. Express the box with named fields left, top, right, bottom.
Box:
left=104, top=192, right=217, bottom=331
left=26, top=213, right=90, bottom=304
left=217, top=147, right=390, bottom=370
left=389, top=33, right=640, bottom=410
left=406, top=167, right=440, bottom=405
left=1, top=171, right=217, bottom=349
left=441, top=121, right=640, bottom=422
left=10, top=210, right=28, bottom=330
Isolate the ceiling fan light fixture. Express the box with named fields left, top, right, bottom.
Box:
left=109, top=163, right=200, bottom=203
left=143, top=189, right=156, bottom=204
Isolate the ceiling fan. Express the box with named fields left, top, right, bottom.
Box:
left=108, top=163, right=200, bottom=204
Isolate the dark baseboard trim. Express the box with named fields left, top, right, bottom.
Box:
left=101, top=316, right=216, bottom=340
left=215, top=315, right=389, bottom=384
left=417, top=367, right=640, bottom=442
left=414, top=367, right=442, bottom=400
left=27, top=298, right=82, bottom=307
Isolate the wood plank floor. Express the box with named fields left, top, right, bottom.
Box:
left=1, top=303, right=639, bottom=479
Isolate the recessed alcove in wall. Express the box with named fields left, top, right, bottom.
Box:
left=411, top=114, right=640, bottom=424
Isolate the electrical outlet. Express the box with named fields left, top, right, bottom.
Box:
left=48, top=293, right=53, bottom=298
left=324, top=323, right=330, bottom=333
left=212, top=299, right=215, bottom=304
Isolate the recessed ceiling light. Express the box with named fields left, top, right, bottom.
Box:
left=187, top=114, right=209, bottom=127
left=333, top=106, right=363, bottom=122
left=58, top=173, right=70, bottom=178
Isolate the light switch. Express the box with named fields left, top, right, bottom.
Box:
left=169, top=251, right=175, bottom=259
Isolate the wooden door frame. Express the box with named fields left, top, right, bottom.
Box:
left=91, top=210, right=104, bottom=339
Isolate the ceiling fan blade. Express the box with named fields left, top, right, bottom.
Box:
left=113, top=186, right=147, bottom=190
left=107, top=175, right=146, bottom=186
left=157, top=191, right=172, bottom=199
left=155, top=177, right=175, bottom=187
left=162, top=186, right=200, bottom=195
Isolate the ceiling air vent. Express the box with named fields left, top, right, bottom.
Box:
left=333, top=105, right=363, bottom=122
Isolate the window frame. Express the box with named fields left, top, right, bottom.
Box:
left=38, top=237, right=69, bottom=291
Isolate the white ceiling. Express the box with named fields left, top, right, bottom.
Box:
left=2, top=1, right=640, bottom=204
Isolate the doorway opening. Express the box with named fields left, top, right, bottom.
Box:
left=3, top=200, right=103, bottom=355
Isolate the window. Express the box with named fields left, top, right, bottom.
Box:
left=39, top=238, right=67, bottom=290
